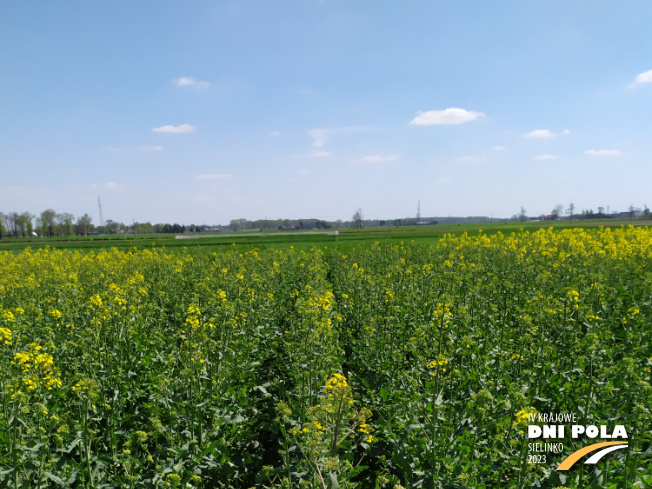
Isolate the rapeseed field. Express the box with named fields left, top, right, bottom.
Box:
left=0, top=227, right=650, bottom=488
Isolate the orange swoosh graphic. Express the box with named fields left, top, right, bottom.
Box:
left=556, top=441, right=628, bottom=470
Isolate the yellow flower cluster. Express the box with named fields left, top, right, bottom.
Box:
left=0, top=326, right=12, bottom=345
left=11, top=343, right=62, bottom=391
left=324, top=373, right=349, bottom=397
left=513, top=407, right=538, bottom=429
left=429, top=355, right=448, bottom=376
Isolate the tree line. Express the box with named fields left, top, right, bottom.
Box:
left=0, top=210, right=92, bottom=238
left=0, top=209, right=199, bottom=239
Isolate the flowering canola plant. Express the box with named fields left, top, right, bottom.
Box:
left=0, top=227, right=650, bottom=488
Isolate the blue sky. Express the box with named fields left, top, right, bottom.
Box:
left=2, top=1, right=652, bottom=225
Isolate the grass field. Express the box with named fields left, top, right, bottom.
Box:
left=0, top=224, right=650, bottom=488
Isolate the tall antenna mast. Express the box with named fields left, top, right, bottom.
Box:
left=98, top=196, right=105, bottom=228
left=417, top=199, right=421, bottom=223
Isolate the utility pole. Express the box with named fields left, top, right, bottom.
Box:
left=98, top=196, right=105, bottom=228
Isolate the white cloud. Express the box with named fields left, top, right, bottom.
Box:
left=174, top=77, right=210, bottom=89
left=455, top=156, right=485, bottom=163
left=524, top=129, right=555, bottom=139
left=271, top=131, right=281, bottom=136
left=152, top=124, right=195, bottom=134
left=535, top=154, right=558, bottom=160
left=630, top=69, right=652, bottom=87
left=585, top=149, right=620, bottom=157
left=141, top=145, right=164, bottom=152
left=196, top=173, right=231, bottom=180
left=409, top=108, right=485, bottom=126
left=494, top=146, right=505, bottom=151
left=563, top=129, right=571, bottom=135
left=351, top=154, right=398, bottom=164
left=435, top=177, right=452, bottom=183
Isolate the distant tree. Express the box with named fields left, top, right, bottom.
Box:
left=551, top=205, right=564, bottom=220
left=352, top=208, right=363, bottom=229
left=597, top=206, right=605, bottom=217
left=132, top=222, right=154, bottom=234
left=629, top=204, right=635, bottom=219
left=315, top=220, right=330, bottom=230
left=105, top=219, right=120, bottom=234
left=230, top=219, right=247, bottom=232
left=58, top=212, right=74, bottom=236
left=76, top=214, right=93, bottom=236
left=7, top=212, right=20, bottom=237
left=567, top=203, right=575, bottom=222
left=39, top=209, right=57, bottom=237
left=519, top=206, right=527, bottom=222
left=643, top=205, right=650, bottom=219
left=21, top=212, right=34, bottom=236
left=0, top=212, right=6, bottom=239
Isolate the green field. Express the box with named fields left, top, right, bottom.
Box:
left=0, top=224, right=650, bottom=488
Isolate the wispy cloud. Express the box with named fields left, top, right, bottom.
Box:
left=494, top=146, right=505, bottom=151
left=455, top=156, right=485, bottom=163
left=174, top=77, right=210, bottom=89
left=535, top=154, right=558, bottom=160
left=585, top=149, right=620, bottom=157
left=141, top=145, right=164, bottom=152
left=409, top=108, right=485, bottom=126
left=152, top=124, right=195, bottom=134
left=196, top=173, right=231, bottom=180
left=629, top=69, right=652, bottom=88
left=351, top=154, right=398, bottom=164
left=524, top=129, right=555, bottom=139
left=271, top=131, right=281, bottom=136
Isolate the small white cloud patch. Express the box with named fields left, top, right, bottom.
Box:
left=175, top=77, right=210, bottom=89
left=535, top=154, right=558, bottom=160
left=494, top=146, right=505, bottom=151
left=410, top=108, right=485, bottom=126
left=631, top=69, right=652, bottom=87
left=152, top=124, right=195, bottom=133
left=585, top=149, right=620, bottom=156
left=141, top=145, right=164, bottom=152
left=525, top=129, right=555, bottom=139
